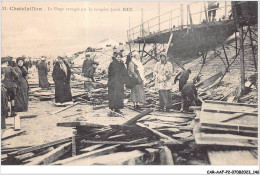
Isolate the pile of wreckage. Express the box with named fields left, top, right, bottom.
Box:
left=2, top=66, right=258, bottom=165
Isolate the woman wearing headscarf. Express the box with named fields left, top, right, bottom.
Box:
left=107, top=50, right=128, bottom=114
left=126, top=51, right=146, bottom=110
left=52, top=56, right=73, bottom=105
left=14, top=57, right=29, bottom=112
left=153, top=53, right=174, bottom=112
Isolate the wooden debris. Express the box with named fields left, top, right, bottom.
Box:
left=51, top=144, right=120, bottom=165
left=136, top=123, right=181, bottom=145
left=79, top=144, right=104, bottom=153
left=193, top=121, right=257, bottom=148
left=2, top=130, right=26, bottom=141
left=26, top=142, right=71, bottom=165
left=172, top=132, right=192, bottom=139
left=57, top=122, right=107, bottom=128
left=123, top=109, right=153, bottom=125
left=159, top=146, right=174, bottom=165
left=8, top=137, right=72, bottom=156
left=208, top=150, right=258, bottom=165
left=51, top=102, right=80, bottom=115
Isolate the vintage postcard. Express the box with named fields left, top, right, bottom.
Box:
left=1, top=1, right=259, bottom=174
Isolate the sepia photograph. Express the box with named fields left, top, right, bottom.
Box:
left=1, top=0, right=259, bottom=174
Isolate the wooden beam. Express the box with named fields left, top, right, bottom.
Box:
left=80, top=144, right=104, bottom=153
left=180, top=4, right=184, bottom=28
left=239, top=26, right=245, bottom=94
left=51, top=144, right=120, bottom=165
left=2, top=130, right=26, bottom=141
left=51, top=102, right=79, bottom=115
left=8, top=136, right=72, bottom=156
left=165, top=32, right=173, bottom=54
left=123, top=109, right=153, bottom=125
left=159, top=146, right=174, bottom=165
left=136, top=123, right=181, bottom=144
left=80, top=139, right=147, bottom=145
left=57, top=122, right=107, bottom=128
left=26, top=142, right=71, bottom=165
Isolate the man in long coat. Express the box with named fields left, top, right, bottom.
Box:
left=107, top=52, right=128, bottom=114
left=38, top=56, right=50, bottom=89
left=52, top=56, right=72, bottom=104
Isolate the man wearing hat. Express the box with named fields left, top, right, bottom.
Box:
left=1, top=57, right=19, bottom=117
left=38, top=56, right=50, bottom=89
left=153, top=53, right=174, bottom=112
left=82, top=54, right=93, bottom=77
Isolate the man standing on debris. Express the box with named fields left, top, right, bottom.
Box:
left=1, top=57, right=19, bottom=117
left=82, top=54, right=94, bottom=77
left=174, top=69, right=191, bottom=92
left=153, top=53, right=174, bottom=112
left=180, top=78, right=198, bottom=112
left=107, top=49, right=128, bottom=114
left=38, top=56, right=50, bottom=89
left=52, top=56, right=73, bottom=105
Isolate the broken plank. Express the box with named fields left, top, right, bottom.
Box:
left=57, top=122, right=107, bottom=128
left=51, top=102, right=80, bottom=115
left=136, top=123, right=181, bottom=145
left=159, top=146, right=174, bottom=165
left=2, top=130, right=26, bottom=141
left=66, top=149, right=159, bottom=165
left=80, top=140, right=146, bottom=145
left=79, top=144, right=104, bottom=153
left=196, top=72, right=223, bottom=89
left=208, top=150, right=258, bottom=165
left=51, top=144, right=120, bottom=165
left=15, top=147, right=54, bottom=162
left=193, top=121, right=257, bottom=148
left=20, top=115, right=38, bottom=119
left=26, top=142, right=71, bottom=165
left=123, top=109, right=153, bottom=125
left=8, top=136, right=72, bottom=157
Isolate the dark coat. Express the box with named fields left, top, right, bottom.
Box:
left=1, top=85, right=8, bottom=129
left=2, top=66, right=19, bottom=88
left=14, top=66, right=29, bottom=112
left=174, top=69, right=190, bottom=91
left=38, top=61, right=50, bottom=88
left=107, top=58, right=128, bottom=110
left=82, top=58, right=93, bottom=76
left=52, top=61, right=72, bottom=103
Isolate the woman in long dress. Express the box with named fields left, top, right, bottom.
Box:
left=52, top=56, right=73, bottom=105
left=107, top=51, right=128, bottom=114
left=14, top=57, right=29, bottom=112
left=126, top=51, right=146, bottom=110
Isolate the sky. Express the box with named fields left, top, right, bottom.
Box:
left=1, top=1, right=230, bottom=58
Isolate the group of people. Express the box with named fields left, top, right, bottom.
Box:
left=1, top=57, right=29, bottom=133
left=106, top=49, right=198, bottom=114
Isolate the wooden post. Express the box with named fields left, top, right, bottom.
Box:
left=154, top=43, right=157, bottom=59
left=204, top=2, right=209, bottom=23
left=239, top=27, right=245, bottom=94
left=170, top=11, right=172, bottom=31
left=180, top=4, right=184, bottom=28
left=187, top=5, right=193, bottom=28
left=166, top=32, right=173, bottom=54
left=248, top=26, right=257, bottom=71
left=158, top=1, right=160, bottom=32
left=14, top=114, right=21, bottom=131
left=224, top=1, right=227, bottom=19
left=141, top=41, right=146, bottom=63
left=141, top=8, right=144, bottom=37
left=200, top=3, right=202, bottom=23
left=72, top=131, right=77, bottom=157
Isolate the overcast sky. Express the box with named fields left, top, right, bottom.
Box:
left=1, top=1, right=230, bottom=58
